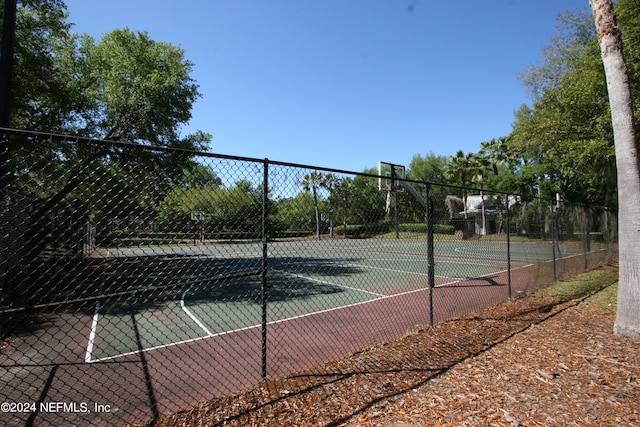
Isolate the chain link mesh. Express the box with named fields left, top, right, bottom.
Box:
left=0, top=129, right=617, bottom=425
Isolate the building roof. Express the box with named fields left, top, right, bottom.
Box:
left=463, top=194, right=519, bottom=214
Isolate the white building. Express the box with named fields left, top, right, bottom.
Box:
left=462, top=195, right=519, bottom=235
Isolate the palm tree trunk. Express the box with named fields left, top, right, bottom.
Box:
left=590, top=0, right=640, bottom=338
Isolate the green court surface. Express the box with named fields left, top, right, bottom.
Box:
left=87, top=272, right=382, bottom=361
left=85, top=238, right=592, bottom=362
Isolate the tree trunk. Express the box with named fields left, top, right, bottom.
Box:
left=590, top=0, right=640, bottom=338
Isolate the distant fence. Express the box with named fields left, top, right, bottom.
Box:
left=0, top=129, right=617, bottom=426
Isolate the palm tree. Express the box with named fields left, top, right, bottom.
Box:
left=590, top=0, right=640, bottom=338
left=444, top=150, right=475, bottom=218
left=302, top=171, right=324, bottom=240
left=321, top=173, right=339, bottom=237
left=469, top=154, right=491, bottom=235
left=333, top=177, right=354, bottom=236
left=480, top=137, right=511, bottom=176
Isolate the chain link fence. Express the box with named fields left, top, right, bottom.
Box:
left=0, top=129, right=617, bottom=426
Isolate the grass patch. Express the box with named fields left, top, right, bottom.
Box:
left=583, top=283, right=618, bottom=314
left=540, top=266, right=618, bottom=302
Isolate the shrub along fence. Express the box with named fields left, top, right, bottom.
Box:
left=0, top=128, right=617, bottom=426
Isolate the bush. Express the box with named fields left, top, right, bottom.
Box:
left=332, top=222, right=392, bottom=238
left=271, top=231, right=313, bottom=239
left=332, top=224, right=367, bottom=237
left=434, top=224, right=456, bottom=234
left=332, top=222, right=455, bottom=238
left=399, top=223, right=426, bottom=233
left=398, top=223, right=456, bottom=235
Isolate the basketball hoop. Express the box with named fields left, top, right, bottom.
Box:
left=378, top=161, right=406, bottom=192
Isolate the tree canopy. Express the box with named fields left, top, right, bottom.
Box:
left=508, top=0, right=640, bottom=207
left=5, top=0, right=210, bottom=150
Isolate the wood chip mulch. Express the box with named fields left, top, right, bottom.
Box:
left=145, top=263, right=639, bottom=426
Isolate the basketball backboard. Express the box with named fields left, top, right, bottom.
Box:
left=378, top=161, right=406, bottom=192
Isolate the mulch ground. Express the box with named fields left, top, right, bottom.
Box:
left=136, top=262, right=639, bottom=426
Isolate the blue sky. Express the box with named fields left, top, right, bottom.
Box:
left=64, top=0, right=591, bottom=173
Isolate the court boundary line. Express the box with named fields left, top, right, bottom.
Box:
left=181, top=284, right=214, bottom=336
left=84, top=246, right=607, bottom=362
left=87, top=262, right=529, bottom=363
left=87, top=284, right=386, bottom=363
left=85, top=299, right=101, bottom=363
left=276, top=257, right=507, bottom=279
left=87, top=268, right=391, bottom=363
left=277, top=243, right=530, bottom=271
left=275, top=270, right=386, bottom=298
left=85, top=286, right=105, bottom=363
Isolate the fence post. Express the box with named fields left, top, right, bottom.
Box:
left=506, top=194, right=512, bottom=299
left=426, top=183, right=435, bottom=326
left=261, top=159, right=269, bottom=381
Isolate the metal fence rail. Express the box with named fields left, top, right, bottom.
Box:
left=0, top=129, right=617, bottom=426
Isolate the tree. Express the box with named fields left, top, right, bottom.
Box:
left=7, top=0, right=77, bottom=131
left=511, top=6, right=622, bottom=206
left=322, top=173, right=339, bottom=237
left=2, top=2, right=213, bottom=277
left=180, top=164, right=223, bottom=188
left=6, top=2, right=211, bottom=191
left=158, top=180, right=260, bottom=236
left=480, top=138, right=511, bottom=176
left=85, top=28, right=208, bottom=149
left=157, top=184, right=220, bottom=223
left=444, top=150, right=475, bottom=218
left=301, top=171, right=324, bottom=239
left=590, top=0, right=640, bottom=338
left=333, top=169, right=387, bottom=228
left=331, top=177, right=354, bottom=234
left=468, top=153, right=491, bottom=235
left=7, top=3, right=210, bottom=149
left=353, top=169, right=387, bottom=225
left=407, top=152, right=447, bottom=183
left=274, top=192, right=316, bottom=235
left=406, top=152, right=449, bottom=222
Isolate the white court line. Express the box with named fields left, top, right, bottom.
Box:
left=89, top=269, right=390, bottom=363
left=85, top=283, right=214, bottom=363
left=280, top=254, right=511, bottom=273
left=275, top=270, right=386, bottom=297
left=276, top=258, right=432, bottom=277
left=87, top=260, right=539, bottom=363
left=89, top=290, right=389, bottom=363
left=266, top=292, right=386, bottom=327
left=347, top=262, right=428, bottom=275
left=348, top=258, right=510, bottom=273
left=433, top=265, right=530, bottom=284
left=89, top=325, right=251, bottom=363
left=181, top=285, right=214, bottom=336
left=85, top=299, right=101, bottom=363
